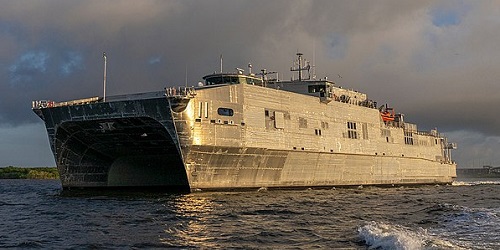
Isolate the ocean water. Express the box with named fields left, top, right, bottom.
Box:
left=1, top=178, right=499, bottom=249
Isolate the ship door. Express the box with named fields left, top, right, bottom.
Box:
left=320, top=84, right=333, bottom=103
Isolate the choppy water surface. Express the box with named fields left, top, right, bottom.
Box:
left=1, top=178, right=500, bottom=249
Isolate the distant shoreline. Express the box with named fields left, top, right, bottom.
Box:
left=2, top=167, right=498, bottom=180
left=0, top=166, right=59, bottom=179
left=457, top=168, right=500, bottom=178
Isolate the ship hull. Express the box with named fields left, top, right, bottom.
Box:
left=184, top=145, right=455, bottom=190
left=35, top=101, right=455, bottom=191
left=34, top=84, right=456, bottom=191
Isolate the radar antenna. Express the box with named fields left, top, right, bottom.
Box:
left=235, top=68, right=244, bottom=74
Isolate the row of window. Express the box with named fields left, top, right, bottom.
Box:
left=199, top=104, right=424, bottom=145
left=205, top=76, right=264, bottom=86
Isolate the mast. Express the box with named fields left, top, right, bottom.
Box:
left=312, top=41, right=316, bottom=79
left=103, top=52, right=107, bottom=102
left=220, top=54, right=223, bottom=73
left=290, top=52, right=311, bottom=81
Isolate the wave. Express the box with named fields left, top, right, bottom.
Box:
left=358, top=221, right=465, bottom=250
left=427, top=203, right=499, bottom=228
left=430, top=204, right=500, bottom=249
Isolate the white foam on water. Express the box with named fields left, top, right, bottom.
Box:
left=431, top=203, right=500, bottom=249
left=452, top=180, right=500, bottom=186
left=358, top=221, right=425, bottom=250
left=358, top=221, right=464, bottom=250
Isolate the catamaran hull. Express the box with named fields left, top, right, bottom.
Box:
left=34, top=95, right=456, bottom=191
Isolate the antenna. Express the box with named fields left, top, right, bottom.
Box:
left=220, top=54, right=223, bottom=73
left=312, top=41, right=316, bottom=79
left=103, top=52, right=107, bottom=102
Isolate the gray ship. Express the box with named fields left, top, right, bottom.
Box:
left=32, top=53, right=457, bottom=191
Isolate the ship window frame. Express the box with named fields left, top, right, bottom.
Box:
left=404, top=131, right=414, bottom=145
left=217, top=107, right=234, bottom=116
left=347, top=121, right=358, bottom=139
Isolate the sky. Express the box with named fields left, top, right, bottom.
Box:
left=0, top=0, right=499, bottom=168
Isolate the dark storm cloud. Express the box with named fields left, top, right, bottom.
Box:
left=1, top=0, right=499, bottom=166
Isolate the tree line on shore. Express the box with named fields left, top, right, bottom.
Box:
left=0, top=166, right=59, bottom=179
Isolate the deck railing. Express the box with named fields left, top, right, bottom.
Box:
left=165, top=87, right=196, bottom=98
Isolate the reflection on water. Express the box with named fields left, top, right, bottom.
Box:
left=160, top=195, right=219, bottom=248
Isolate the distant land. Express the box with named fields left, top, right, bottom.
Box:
left=0, top=166, right=59, bottom=179
left=457, top=167, right=500, bottom=178
left=1, top=166, right=498, bottom=180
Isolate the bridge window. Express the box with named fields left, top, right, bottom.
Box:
left=206, top=76, right=240, bottom=85
left=247, top=77, right=263, bottom=86
left=308, top=85, right=326, bottom=93
left=217, top=107, right=234, bottom=116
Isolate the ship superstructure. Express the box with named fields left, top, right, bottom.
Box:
left=32, top=53, right=456, bottom=190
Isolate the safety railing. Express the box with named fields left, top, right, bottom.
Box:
left=165, top=87, right=196, bottom=98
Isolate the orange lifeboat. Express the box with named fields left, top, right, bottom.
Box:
left=381, top=111, right=395, bottom=122
left=379, top=104, right=395, bottom=122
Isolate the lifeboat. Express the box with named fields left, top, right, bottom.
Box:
left=379, top=104, right=395, bottom=122
left=381, top=111, right=395, bottom=122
